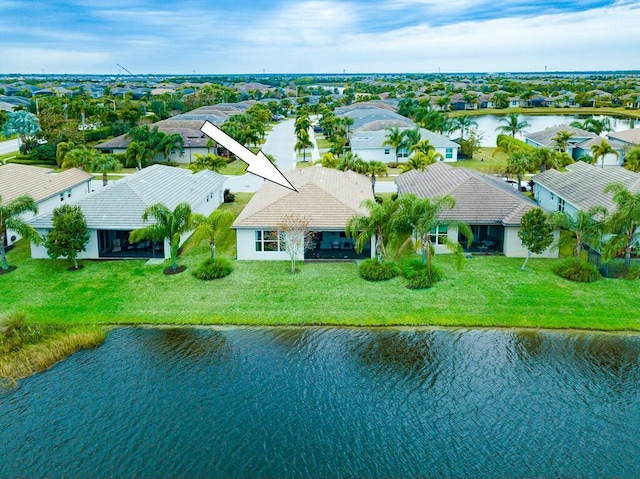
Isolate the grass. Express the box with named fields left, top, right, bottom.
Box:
left=315, top=137, right=332, bottom=149
left=219, top=159, right=248, bottom=175
left=450, top=147, right=509, bottom=174
left=1, top=238, right=639, bottom=331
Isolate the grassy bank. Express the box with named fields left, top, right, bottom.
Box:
left=0, top=323, right=106, bottom=385
left=1, top=239, right=639, bottom=331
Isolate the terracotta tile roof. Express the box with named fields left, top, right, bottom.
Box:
left=0, top=164, right=93, bottom=205
left=395, top=162, right=539, bottom=225
left=233, top=167, right=374, bottom=229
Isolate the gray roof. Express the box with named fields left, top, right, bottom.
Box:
left=607, top=127, right=640, bottom=146
left=525, top=125, right=596, bottom=147
left=0, top=164, right=93, bottom=205
left=395, top=162, right=538, bottom=226
left=335, top=107, right=416, bottom=131
left=351, top=128, right=458, bottom=150
left=233, top=167, right=373, bottom=229
left=532, top=161, right=640, bottom=211
left=30, top=165, right=225, bottom=229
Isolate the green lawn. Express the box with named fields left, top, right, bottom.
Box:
left=450, top=147, right=508, bottom=174
left=219, top=159, right=248, bottom=175
left=2, top=237, right=639, bottom=331
left=315, top=137, right=332, bottom=149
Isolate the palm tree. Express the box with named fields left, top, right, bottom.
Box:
left=336, top=152, right=366, bottom=173
left=382, top=127, right=405, bottom=163
left=0, top=195, right=42, bottom=271
left=533, top=147, right=561, bottom=172
left=125, top=141, right=154, bottom=169
left=401, top=150, right=443, bottom=172
left=89, top=154, right=122, bottom=186
left=505, top=150, right=533, bottom=191
left=451, top=115, right=478, bottom=141
left=495, top=113, right=531, bottom=137
left=603, top=182, right=640, bottom=268
left=590, top=139, right=618, bottom=169
left=55, top=141, right=76, bottom=167
left=129, top=202, right=193, bottom=271
left=402, top=128, right=422, bottom=152
left=346, top=197, right=399, bottom=261
left=364, top=160, right=388, bottom=195
left=551, top=130, right=574, bottom=152
left=295, top=129, right=313, bottom=162
left=183, top=210, right=235, bottom=259
left=320, top=152, right=338, bottom=168
left=61, top=145, right=98, bottom=170
left=624, top=146, right=640, bottom=173
left=158, top=133, right=184, bottom=161
left=552, top=206, right=606, bottom=259
left=392, top=194, right=473, bottom=282
left=189, top=153, right=227, bottom=173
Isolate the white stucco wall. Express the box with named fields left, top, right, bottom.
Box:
left=235, top=228, right=290, bottom=261
left=503, top=226, right=559, bottom=258
left=352, top=146, right=458, bottom=164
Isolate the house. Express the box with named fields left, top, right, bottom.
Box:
left=232, top=167, right=375, bottom=261
left=395, top=163, right=559, bottom=258
left=524, top=124, right=625, bottom=164
left=0, top=164, right=93, bottom=248
left=532, top=161, right=640, bottom=216
left=29, top=165, right=225, bottom=260
left=350, top=127, right=459, bottom=163
left=607, top=127, right=640, bottom=148
left=334, top=104, right=413, bottom=131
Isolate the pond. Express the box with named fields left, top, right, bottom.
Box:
left=469, top=114, right=636, bottom=146
left=2, top=327, right=640, bottom=479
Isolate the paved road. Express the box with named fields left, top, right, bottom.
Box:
left=0, top=139, right=19, bottom=156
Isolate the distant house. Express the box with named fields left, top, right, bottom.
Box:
left=351, top=128, right=459, bottom=163
left=607, top=127, right=640, bottom=148
left=532, top=161, right=640, bottom=216
left=232, top=167, right=375, bottom=261
left=29, top=165, right=225, bottom=260
left=395, top=163, right=559, bottom=258
left=524, top=124, right=626, bottom=164
left=0, top=164, right=93, bottom=248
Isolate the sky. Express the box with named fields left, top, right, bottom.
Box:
left=0, top=0, right=639, bottom=74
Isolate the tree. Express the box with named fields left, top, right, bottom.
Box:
left=451, top=114, right=478, bottom=141
left=2, top=110, right=41, bottom=153
left=552, top=206, right=606, bottom=259
left=0, top=195, right=42, bottom=271
left=551, top=130, right=574, bottom=152
left=401, top=150, right=442, bottom=172
left=336, top=152, right=367, bottom=174
left=158, top=133, right=184, bottom=161
left=624, top=146, right=640, bottom=173
left=55, top=141, right=76, bottom=167
left=495, top=113, right=531, bottom=137
left=278, top=214, right=315, bottom=273
left=402, top=128, right=421, bottom=152
left=518, top=208, right=554, bottom=270
left=188, top=153, right=227, bottom=173
left=602, top=182, right=640, bottom=268
left=505, top=150, right=533, bottom=191
left=125, top=141, right=154, bottom=169
left=44, top=204, right=89, bottom=270
left=532, top=147, right=561, bottom=172
left=382, top=127, right=405, bottom=163
left=61, top=145, right=99, bottom=170
left=590, top=138, right=618, bottom=169
left=319, top=152, right=338, bottom=168
left=346, top=197, right=399, bottom=261
left=295, top=129, right=313, bottom=162
left=363, top=160, right=388, bottom=195
left=571, top=118, right=612, bottom=135
left=392, top=194, right=472, bottom=283
left=184, top=210, right=234, bottom=259
left=129, top=202, right=193, bottom=272
left=89, top=154, right=122, bottom=186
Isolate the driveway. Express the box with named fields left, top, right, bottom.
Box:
left=0, top=139, right=19, bottom=156
left=262, top=119, right=297, bottom=171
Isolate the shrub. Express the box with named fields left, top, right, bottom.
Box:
left=553, top=258, right=601, bottom=282
left=223, top=189, right=235, bottom=203
left=192, top=258, right=233, bottom=280
left=358, top=259, right=399, bottom=281
left=624, top=264, right=640, bottom=280
left=405, top=269, right=434, bottom=289
left=0, top=311, right=26, bottom=338
left=400, top=257, right=443, bottom=289
left=29, top=144, right=57, bottom=164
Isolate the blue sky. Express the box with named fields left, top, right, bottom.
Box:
left=0, top=0, right=638, bottom=74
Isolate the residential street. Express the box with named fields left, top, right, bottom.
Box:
left=0, top=139, right=19, bottom=156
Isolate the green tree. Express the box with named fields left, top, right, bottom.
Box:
left=336, top=152, right=367, bottom=173
left=184, top=210, right=234, bottom=259
left=533, top=147, right=561, bottom=172
left=188, top=153, right=227, bottom=173
left=55, top=141, right=76, bottom=167
left=402, top=128, right=421, bottom=152
left=2, top=110, right=41, bottom=153
left=602, top=182, right=640, bottom=268
left=61, top=145, right=98, bottom=170
left=505, top=150, right=534, bottom=191
left=451, top=114, right=478, bottom=141
left=44, top=204, right=89, bottom=270
left=346, top=197, right=399, bottom=261
left=382, top=127, right=405, bottom=163
left=125, top=141, right=154, bottom=169
left=0, top=195, right=41, bottom=271
left=392, top=194, right=472, bottom=283
left=552, top=206, right=606, bottom=259
left=295, top=129, right=313, bottom=162
left=551, top=130, right=574, bottom=152
left=89, top=154, right=122, bottom=186
left=319, top=152, right=338, bottom=168
left=364, top=160, right=388, bottom=195
left=129, top=202, right=193, bottom=271
left=623, top=146, right=640, bottom=173
left=518, top=208, right=554, bottom=270
left=401, top=150, right=442, bottom=172
left=495, top=113, right=531, bottom=137
left=590, top=138, right=618, bottom=169
left=158, top=133, right=184, bottom=161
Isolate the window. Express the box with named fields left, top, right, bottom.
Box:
left=255, top=230, right=282, bottom=252
left=59, top=193, right=64, bottom=202
left=550, top=192, right=555, bottom=200
left=445, top=148, right=453, bottom=159
left=429, top=224, right=448, bottom=245
left=558, top=198, right=566, bottom=212
left=384, top=148, right=390, bottom=155
left=398, top=148, right=409, bottom=158
left=67, top=189, right=71, bottom=198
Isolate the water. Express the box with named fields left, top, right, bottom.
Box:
left=469, top=114, right=636, bottom=146
left=1, top=327, right=640, bottom=479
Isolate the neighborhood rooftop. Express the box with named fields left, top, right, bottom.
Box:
left=395, top=162, right=539, bottom=225
left=0, top=164, right=93, bottom=205
left=29, top=164, right=225, bottom=230
left=233, top=167, right=373, bottom=229
left=525, top=124, right=596, bottom=146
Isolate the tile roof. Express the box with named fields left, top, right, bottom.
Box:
left=532, top=161, right=640, bottom=211
left=233, top=167, right=374, bottom=229
left=525, top=124, right=596, bottom=147
left=395, top=162, right=539, bottom=225
left=0, top=164, right=93, bottom=205
left=335, top=107, right=416, bottom=131
left=29, top=164, right=225, bottom=229
left=607, top=127, right=640, bottom=145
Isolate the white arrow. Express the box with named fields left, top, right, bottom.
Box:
left=200, top=121, right=297, bottom=192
